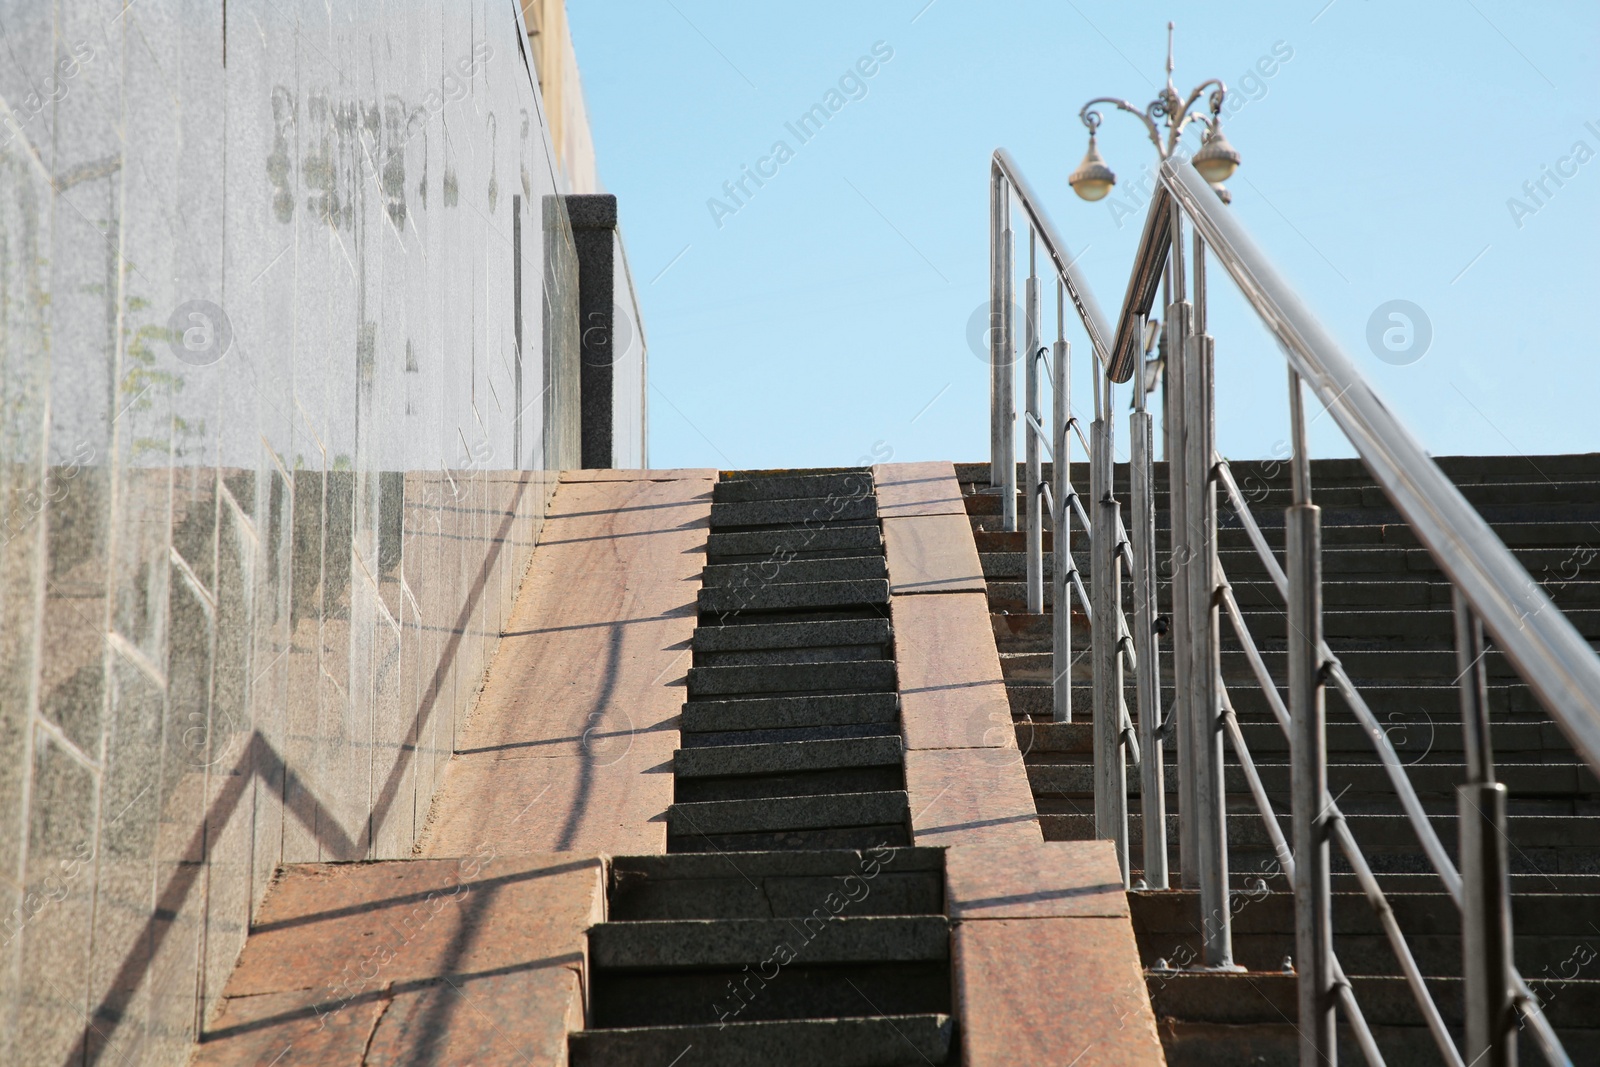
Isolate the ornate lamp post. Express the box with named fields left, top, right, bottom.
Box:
left=1068, top=23, right=1240, bottom=203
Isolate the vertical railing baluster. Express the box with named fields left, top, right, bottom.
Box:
left=1092, top=373, right=1130, bottom=883
left=1186, top=231, right=1231, bottom=966
left=989, top=173, right=1007, bottom=489
left=1456, top=590, right=1518, bottom=1066
left=1287, top=369, right=1335, bottom=1064
left=1052, top=281, right=1073, bottom=724
left=1166, top=206, right=1196, bottom=889
left=1025, top=230, right=1043, bottom=615
left=1131, top=314, right=1168, bottom=888
left=1001, top=224, right=1017, bottom=533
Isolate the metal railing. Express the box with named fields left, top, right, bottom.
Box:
left=990, top=149, right=1163, bottom=887
left=988, top=147, right=1600, bottom=1065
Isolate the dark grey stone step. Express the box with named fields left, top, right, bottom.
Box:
left=714, top=470, right=874, bottom=504
left=695, top=617, right=893, bottom=654
left=668, top=790, right=910, bottom=837
left=702, top=555, right=888, bottom=589
left=1024, top=761, right=1598, bottom=800
left=1132, top=888, right=1600, bottom=946
left=592, top=958, right=951, bottom=1027
left=608, top=848, right=942, bottom=921
left=707, top=524, right=883, bottom=560
left=569, top=1014, right=954, bottom=1067
left=675, top=765, right=903, bottom=804
left=676, top=736, right=904, bottom=779
left=699, top=578, right=890, bottom=615
left=1236, top=720, right=1560, bottom=758
left=589, top=916, right=949, bottom=969
left=1043, top=811, right=1600, bottom=871
left=682, top=720, right=901, bottom=750
left=669, top=823, right=913, bottom=854
left=711, top=496, right=878, bottom=528
left=681, top=693, right=900, bottom=734
left=696, top=645, right=887, bottom=669
left=687, top=659, right=897, bottom=698
left=1150, top=970, right=1600, bottom=1030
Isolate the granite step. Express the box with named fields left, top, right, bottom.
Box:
left=686, top=659, right=897, bottom=698
left=702, top=555, right=888, bottom=589
left=699, top=578, right=890, bottom=615
left=569, top=1015, right=954, bottom=1067
left=680, top=693, right=901, bottom=735
left=715, top=470, right=873, bottom=501
left=675, top=736, right=904, bottom=779
left=589, top=916, right=949, bottom=969
left=695, top=617, right=893, bottom=654
left=707, top=523, right=883, bottom=560
left=669, top=790, right=911, bottom=839
left=606, top=848, right=943, bottom=921
left=711, top=496, right=878, bottom=528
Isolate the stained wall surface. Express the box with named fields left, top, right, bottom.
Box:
left=0, top=0, right=602, bottom=1062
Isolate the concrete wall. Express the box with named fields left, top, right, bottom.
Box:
left=0, top=1, right=613, bottom=1062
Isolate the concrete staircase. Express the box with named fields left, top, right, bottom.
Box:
left=569, top=469, right=956, bottom=1066
left=957, top=456, right=1600, bottom=1064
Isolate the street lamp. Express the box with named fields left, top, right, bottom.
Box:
left=1069, top=22, right=1239, bottom=203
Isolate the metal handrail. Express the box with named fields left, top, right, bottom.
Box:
left=992, top=149, right=1114, bottom=364
left=989, top=145, right=1591, bottom=1065
left=1160, top=157, right=1600, bottom=771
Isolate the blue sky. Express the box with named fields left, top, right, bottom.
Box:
left=568, top=0, right=1600, bottom=470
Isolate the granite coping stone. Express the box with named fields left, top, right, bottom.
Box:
left=882, top=513, right=986, bottom=595
left=873, top=461, right=969, bottom=517
left=945, top=839, right=1128, bottom=920
left=567, top=1014, right=954, bottom=1067
left=675, top=734, right=904, bottom=778
left=954, top=917, right=1165, bottom=1065
left=905, top=748, right=1042, bottom=847
left=680, top=692, right=900, bottom=733
left=588, top=915, right=950, bottom=968
left=668, top=789, right=910, bottom=836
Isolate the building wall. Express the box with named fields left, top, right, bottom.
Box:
left=612, top=231, right=649, bottom=468
left=0, top=1, right=597, bottom=1062
left=520, top=0, right=600, bottom=193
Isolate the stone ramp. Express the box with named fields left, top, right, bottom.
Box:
left=189, top=469, right=711, bottom=1065
left=189, top=463, right=1162, bottom=1066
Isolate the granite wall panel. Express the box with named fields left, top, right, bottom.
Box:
left=0, top=0, right=599, bottom=1061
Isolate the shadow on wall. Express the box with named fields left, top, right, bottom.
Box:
left=0, top=1, right=612, bottom=1064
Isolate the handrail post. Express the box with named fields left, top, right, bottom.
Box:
left=1166, top=206, right=1197, bottom=889
left=1092, top=382, right=1130, bottom=883
left=1130, top=324, right=1167, bottom=888
left=1001, top=226, right=1018, bottom=532
left=1025, top=233, right=1043, bottom=614
left=1456, top=590, right=1517, bottom=1066
left=989, top=169, right=1008, bottom=489
left=1287, top=370, right=1335, bottom=1064
left=1052, top=327, right=1073, bottom=723
left=1185, top=325, right=1230, bottom=964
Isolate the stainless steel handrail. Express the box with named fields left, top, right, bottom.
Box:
left=992, top=149, right=1115, bottom=365
left=1160, top=157, right=1600, bottom=769
left=989, top=145, right=1591, bottom=1066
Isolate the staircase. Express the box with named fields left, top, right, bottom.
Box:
left=958, top=455, right=1600, bottom=1064
left=569, top=469, right=957, bottom=1066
